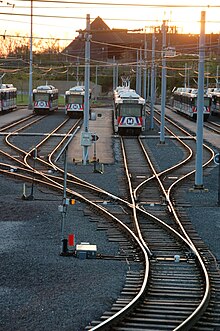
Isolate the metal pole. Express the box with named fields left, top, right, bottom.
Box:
left=95, top=65, right=98, bottom=101
left=83, top=14, right=91, bottom=165
left=188, top=65, right=190, bottom=88
left=136, top=49, right=139, bottom=92
left=160, top=20, right=167, bottom=144
left=143, top=37, right=147, bottom=101
left=28, top=0, right=33, bottom=110
left=60, top=147, right=68, bottom=254
left=116, top=62, right=119, bottom=88
left=113, top=56, right=116, bottom=90
left=93, top=133, right=97, bottom=172
left=195, top=11, right=206, bottom=189
left=217, top=65, right=219, bottom=88
left=76, top=57, right=79, bottom=85
left=56, top=128, right=80, bottom=254
left=150, top=28, right=155, bottom=130
left=147, top=68, right=150, bottom=102
left=184, top=63, right=187, bottom=88
left=218, top=155, right=220, bottom=206
left=138, top=48, right=142, bottom=96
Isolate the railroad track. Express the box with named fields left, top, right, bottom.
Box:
left=161, top=104, right=220, bottom=136
left=83, top=112, right=219, bottom=329
left=0, top=109, right=220, bottom=330
left=83, top=129, right=214, bottom=330
left=204, top=120, right=220, bottom=134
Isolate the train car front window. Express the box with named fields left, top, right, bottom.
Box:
left=68, top=95, right=83, bottom=104
left=204, top=97, right=211, bottom=107
left=34, top=94, right=49, bottom=102
left=119, top=104, right=142, bottom=117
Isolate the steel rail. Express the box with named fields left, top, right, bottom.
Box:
left=0, top=158, right=150, bottom=331
left=0, top=109, right=215, bottom=329
left=136, top=142, right=211, bottom=330
left=105, top=136, right=207, bottom=330
left=135, top=116, right=215, bottom=329
left=0, top=114, right=37, bottom=132
left=0, top=115, right=125, bottom=206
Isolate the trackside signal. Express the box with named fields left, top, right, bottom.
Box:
left=91, top=134, right=99, bottom=142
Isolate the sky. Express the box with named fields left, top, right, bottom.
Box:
left=1, top=0, right=220, bottom=48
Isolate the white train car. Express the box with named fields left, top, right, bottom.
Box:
left=0, top=84, right=17, bottom=113
left=113, top=85, right=146, bottom=135
left=33, top=85, right=58, bottom=114
left=64, top=86, right=91, bottom=118
left=207, top=88, right=220, bottom=116
left=172, top=88, right=211, bottom=121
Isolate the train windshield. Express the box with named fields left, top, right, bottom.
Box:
left=119, top=104, right=142, bottom=116
left=34, top=93, right=49, bottom=102
left=204, top=97, right=211, bottom=107
left=67, top=95, right=83, bottom=104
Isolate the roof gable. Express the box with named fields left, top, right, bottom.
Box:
left=91, top=16, right=110, bottom=31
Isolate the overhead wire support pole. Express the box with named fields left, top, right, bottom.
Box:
left=195, top=11, right=206, bottom=189
left=150, top=27, right=155, bottom=130
left=138, top=48, right=142, bottom=96
left=116, top=62, right=119, bottom=88
left=160, top=20, right=167, bottom=144
left=55, top=126, right=81, bottom=254
left=28, top=0, right=33, bottom=110
left=83, top=14, right=91, bottom=165
left=136, top=50, right=139, bottom=93
left=112, top=56, right=116, bottom=90
left=143, top=35, right=147, bottom=101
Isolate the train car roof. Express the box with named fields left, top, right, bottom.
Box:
left=116, top=89, right=139, bottom=98
left=0, top=84, right=17, bottom=91
left=33, top=85, right=58, bottom=93
left=65, top=86, right=91, bottom=95
left=69, top=86, right=85, bottom=92
left=211, top=92, right=220, bottom=97
left=115, top=90, right=145, bottom=104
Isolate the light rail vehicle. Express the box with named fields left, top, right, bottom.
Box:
left=172, top=87, right=211, bottom=121
left=0, top=84, right=17, bottom=113
left=33, top=85, right=58, bottom=114
left=113, top=80, right=146, bottom=135
left=64, top=85, right=91, bottom=118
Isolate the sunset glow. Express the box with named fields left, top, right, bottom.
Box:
left=1, top=0, right=219, bottom=47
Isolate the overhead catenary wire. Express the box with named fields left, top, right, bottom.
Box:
left=10, top=0, right=220, bottom=9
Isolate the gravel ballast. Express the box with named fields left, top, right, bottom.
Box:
left=1, top=109, right=220, bottom=330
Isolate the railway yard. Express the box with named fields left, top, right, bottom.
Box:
left=1, top=104, right=220, bottom=330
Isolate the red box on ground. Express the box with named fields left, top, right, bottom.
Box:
left=68, top=234, right=74, bottom=246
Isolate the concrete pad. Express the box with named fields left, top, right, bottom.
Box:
left=0, top=108, right=31, bottom=128
left=68, top=107, right=114, bottom=164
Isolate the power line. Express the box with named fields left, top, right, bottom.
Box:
left=12, top=0, right=220, bottom=8
left=0, top=9, right=219, bottom=26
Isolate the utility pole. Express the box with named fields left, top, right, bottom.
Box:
left=217, top=65, right=219, bottom=88
left=113, top=56, right=116, bottom=90
left=143, top=35, right=147, bottom=101
left=82, top=14, right=91, bottom=165
left=56, top=127, right=80, bottom=255
left=28, top=0, right=33, bottom=110
left=116, top=62, right=119, bottom=88
left=76, top=56, right=80, bottom=85
left=184, top=63, right=187, bottom=88
left=138, top=48, right=142, bottom=96
left=136, top=49, right=139, bottom=93
left=95, top=65, right=98, bottom=101
left=150, top=27, right=155, bottom=130
left=195, top=11, right=206, bottom=189
left=160, top=20, right=167, bottom=144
